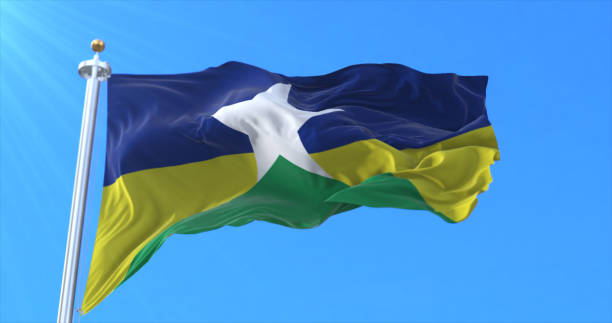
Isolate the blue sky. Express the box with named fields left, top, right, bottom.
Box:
left=1, top=1, right=611, bottom=322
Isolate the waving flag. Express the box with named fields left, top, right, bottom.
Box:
left=82, top=62, right=499, bottom=313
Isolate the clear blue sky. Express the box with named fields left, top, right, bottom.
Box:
left=1, top=1, right=611, bottom=322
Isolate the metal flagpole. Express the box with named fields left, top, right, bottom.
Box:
left=57, top=40, right=111, bottom=323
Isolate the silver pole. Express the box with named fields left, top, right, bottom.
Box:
left=58, top=40, right=111, bottom=323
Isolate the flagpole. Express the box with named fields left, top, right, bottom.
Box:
left=57, top=40, right=111, bottom=323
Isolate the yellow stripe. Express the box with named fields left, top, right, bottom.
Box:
left=311, top=126, right=499, bottom=222
left=82, top=153, right=257, bottom=314
left=83, top=126, right=499, bottom=313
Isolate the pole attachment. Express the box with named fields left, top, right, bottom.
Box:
left=78, top=40, right=111, bottom=80
left=57, top=39, right=111, bottom=323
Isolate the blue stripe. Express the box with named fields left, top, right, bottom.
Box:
left=105, top=62, right=489, bottom=186
left=104, top=62, right=282, bottom=185
left=286, top=64, right=489, bottom=152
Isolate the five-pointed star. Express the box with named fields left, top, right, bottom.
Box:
left=212, top=83, right=343, bottom=180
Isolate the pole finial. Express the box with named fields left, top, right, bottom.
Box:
left=91, top=39, right=105, bottom=53
left=79, top=41, right=111, bottom=80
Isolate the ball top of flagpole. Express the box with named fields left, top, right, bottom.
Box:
left=91, top=39, right=105, bottom=53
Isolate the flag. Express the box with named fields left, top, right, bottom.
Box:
left=82, top=61, right=499, bottom=313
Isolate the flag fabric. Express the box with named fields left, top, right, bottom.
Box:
left=82, top=61, right=499, bottom=313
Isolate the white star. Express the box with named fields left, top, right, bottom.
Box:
left=212, top=83, right=342, bottom=180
